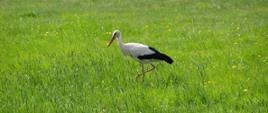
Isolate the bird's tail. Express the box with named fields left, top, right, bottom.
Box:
left=159, top=53, right=173, bottom=64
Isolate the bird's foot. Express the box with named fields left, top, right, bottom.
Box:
left=136, top=73, right=145, bottom=82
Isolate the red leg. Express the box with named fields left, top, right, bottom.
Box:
left=144, top=64, right=155, bottom=73
left=136, top=63, right=145, bottom=81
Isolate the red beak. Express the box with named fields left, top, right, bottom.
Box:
left=107, top=35, right=116, bottom=47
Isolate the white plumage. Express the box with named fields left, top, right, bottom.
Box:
left=107, top=30, right=173, bottom=81
left=120, top=43, right=155, bottom=63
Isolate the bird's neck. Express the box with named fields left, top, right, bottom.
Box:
left=117, top=36, right=124, bottom=47
left=117, top=36, right=128, bottom=56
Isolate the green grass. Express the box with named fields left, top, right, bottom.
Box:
left=0, top=0, right=268, bottom=112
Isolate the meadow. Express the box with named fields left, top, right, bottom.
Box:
left=0, top=0, right=267, bottom=112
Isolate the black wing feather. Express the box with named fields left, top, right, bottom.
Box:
left=137, top=47, right=173, bottom=64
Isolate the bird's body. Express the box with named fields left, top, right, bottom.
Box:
left=120, top=42, right=173, bottom=64
left=107, top=30, right=173, bottom=81
left=119, top=43, right=153, bottom=63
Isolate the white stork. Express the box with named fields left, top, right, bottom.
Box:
left=107, top=30, right=173, bottom=81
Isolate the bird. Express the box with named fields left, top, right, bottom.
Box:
left=107, top=30, right=173, bottom=81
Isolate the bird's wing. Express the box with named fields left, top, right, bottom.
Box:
left=124, top=43, right=155, bottom=57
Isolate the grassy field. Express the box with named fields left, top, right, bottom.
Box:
left=0, top=0, right=268, bottom=112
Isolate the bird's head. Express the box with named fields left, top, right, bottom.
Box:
left=107, top=30, right=121, bottom=47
